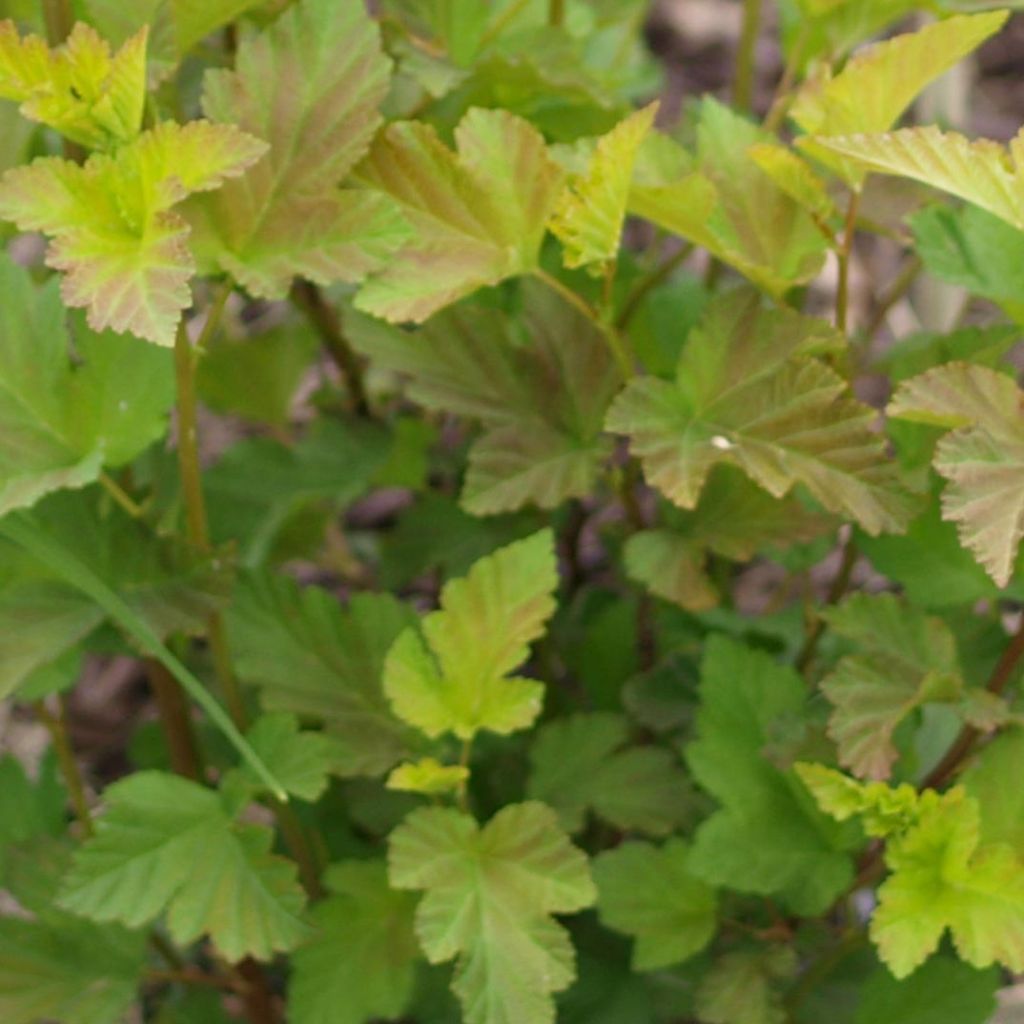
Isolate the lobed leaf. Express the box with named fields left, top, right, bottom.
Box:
left=819, top=593, right=963, bottom=779
left=190, top=0, right=408, bottom=299
left=592, top=839, right=717, bottom=971
left=231, top=713, right=333, bottom=802
left=806, top=125, right=1024, bottom=225
left=388, top=802, right=595, bottom=1024
left=288, top=860, right=420, bottom=1024
left=227, top=572, right=418, bottom=777
left=889, top=364, right=1024, bottom=585
left=801, top=766, right=1024, bottom=977
left=0, top=487, right=231, bottom=700
left=695, top=947, right=798, bottom=1024
left=387, top=757, right=470, bottom=797
left=549, top=102, right=657, bottom=271
left=384, top=530, right=558, bottom=741
left=354, top=107, right=564, bottom=321
left=629, top=100, right=829, bottom=295
left=348, top=280, right=621, bottom=515
left=0, top=20, right=146, bottom=149
left=910, top=204, right=1024, bottom=321
left=792, top=12, right=1007, bottom=137
left=59, top=771, right=309, bottom=962
left=0, top=121, right=266, bottom=345
left=606, top=290, right=914, bottom=535
left=0, top=914, right=145, bottom=1024
left=685, top=637, right=858, bottom=914
left=527, top=712, right=694, bottom=836
left=0, top=257, right=174, bottom=513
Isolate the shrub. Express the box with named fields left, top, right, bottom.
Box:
left=1, top=2, right=1023, bottom=1023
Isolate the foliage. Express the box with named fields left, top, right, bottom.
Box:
left=1, top=2, right=1023, bottom=1023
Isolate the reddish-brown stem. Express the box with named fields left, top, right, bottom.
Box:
left=147, top=660, right=204, bottom=781
left=843, top=614, right=1024, bottom=901
left=795, top=538, right=858, bottom=676
left=236, top=959, right=280, bottom=1024
left=290, top=280, right=371, bottom=418
left=922, top=613, right=1024, bottom=790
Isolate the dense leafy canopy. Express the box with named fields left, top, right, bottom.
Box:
left=2, top=2, right=1024, bottom=1023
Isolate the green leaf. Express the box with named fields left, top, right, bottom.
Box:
left=549, top=103, right=657, bottom=271
left=527, top=712, right=694, bottom=836
left=189, top=0, right=407, bottom=299
left=0, top=914, right=145, bottom=1024
left=353, top=107, right=564, bottom=322
left=0, top=501, right=281, bottom=795
left=233, top=713, right=333, bottom=802
left=388, top=802, right=596, bottom=1024
left=0, top=489, right=231, bottom=698
left=0, top=580, right=99, bottom=700
left=791, top=12, right=1007, bottom=143
left=197, top=322, right=319, bottom=427
left=695, top=947, right=798, bottom=1024
left=875, top=323, right=1022, bottom=384
left=819, top=594, right=963, bottom=779
left=629, top=100, right=829, bottom=295
left=0, top=753, right=66, bottom=861
left=288, top=860, right=420, bottom=1024
left=853, top=955, right=998, bottom=1024
left=625, top=469, right=832, bottom=611
left=172, top=0, right=265, bottom=53
left=0, top=257, right=174, bottom=514
left=875, top=789, right=1024, bottom=977
left=889, top=363, right=1024, bottom=585
left=857, top=489, right=1006, bottom=609
left=962, top=729, right=1024, bottom=852
left=747, top=142, right=837, bottom=222
left=592, top=839, right=717, bottom=970
left=0, top=20, right=146, bottom=148
left=59, top=771, right=309, bottom=962
left=377, top=493, right=537, bottom=590
left=806, top=123, right=1024, bottom=224
left=605, top=289, right=913, bottom=535
left=800, top=768, right=1024, bottom=977
left=623, top=529, right=718, bottom=611
left=387, top=757, right=470, bottom=796
left=227, top=572, right=418, bottom=777
left=204, top=420, right=391, bottom=564
left=910, top=204, right=1024, bottom=321
left=778, top=0, right=924, bottom=70
left=384, top=530, right=558, bottom=741
left=155, top=990, right=233, bottom=1024
left=348, top=281, right=621, bottom=514
left=0, top=121, right=267, bottom=345
left=795, top=762, right=919, bottom=835
left=685, top=637, right=856, bottom=915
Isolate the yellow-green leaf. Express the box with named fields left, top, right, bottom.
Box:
left=0, top=120, right=266, bottom=345
left=792, top=12, right=1008, bottom=184
left=355, top=107, right=565, bottom=322
left=388, top=802, right=595, bottom=1024
left=629, top=100, right=829, bottom=296
left=386, top=757, right=469, bottom=796
left=549, top=102, right=657, bottom=272
left=0, top=19, right=146, bottom=149
left=384, top=531, right=558, bottom=742
left=806, top=125, right=1024, bottom=229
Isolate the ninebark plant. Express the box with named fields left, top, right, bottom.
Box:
left=1, top=2, right=1024, bottom=1023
